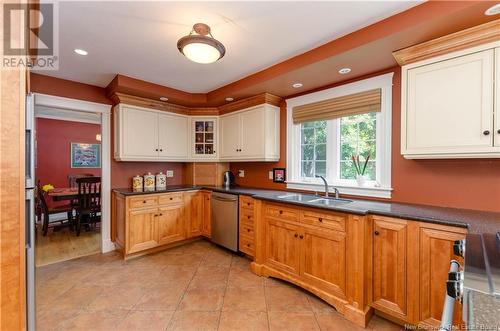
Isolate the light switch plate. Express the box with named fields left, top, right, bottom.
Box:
left=166, top=170, right=174, bottom=178
left=269, top=171, right=273, bottom=180
left=238, top=170, right=245, bottom=177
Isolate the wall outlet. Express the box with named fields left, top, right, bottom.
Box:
left=269, top=171, right=273, bottom=180
left=166, top=170, right=174, bottom=178
left=238, top=170, right=245, bottom=177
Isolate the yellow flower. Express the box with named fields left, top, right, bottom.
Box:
left=42, top=184, right=54, bottom=192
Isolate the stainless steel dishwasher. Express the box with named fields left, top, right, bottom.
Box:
left=211, top=192, right=238, bottom=252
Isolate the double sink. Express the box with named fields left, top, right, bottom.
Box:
left=275, top=193, right=353, bottom=206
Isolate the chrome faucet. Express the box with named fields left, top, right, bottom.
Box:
left=315, top=175, right=339, bottom=199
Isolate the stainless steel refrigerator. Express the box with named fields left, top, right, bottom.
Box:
left=25, top=93, right=36, bottom=331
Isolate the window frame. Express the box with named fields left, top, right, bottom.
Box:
left=286, top=73, right=393, bottom=198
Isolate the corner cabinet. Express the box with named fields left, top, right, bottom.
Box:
left=401, top=44, right=500, bottom=159
left=114, top=104, right=190, bottom=161
left=190, top=117, right=218, bottom=160
left=220, top=104, right=280, bottom=161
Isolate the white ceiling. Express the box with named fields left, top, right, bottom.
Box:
left=36, top=1, right=422, bottom=93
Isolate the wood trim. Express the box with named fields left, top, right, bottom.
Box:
left=393, top=19, right=500, bottom=66
left=217, top=93, right=282, bottom=115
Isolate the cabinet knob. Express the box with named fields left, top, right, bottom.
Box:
left=170, top=197, right=173, bottom=200
left=160, top=149, right=163, bottom=152
left=374, top=230, right=380, bottom=236
left=159, top=213, right=163, bottom=216
left=247, top=229, right=250, bottom=232
left=318, top=218, right=323, bottom=222
left=279, top=210, right=283, bottom=214
left=247, top=215, right=250, bottom=219
left=155, top=148, right=158, bottom=151
left=483, top=130, right=490, bottom=136
left=214, top=151, right=216, bottom=154
left=299, top=235, right=304, bottom=239
left=497, top=129, right=500, bottom=134
left=247, top=244, right=250, bottom=247
left=294, top=233, right=298, bottom=238
left=143, top=200, right=146, bottom=203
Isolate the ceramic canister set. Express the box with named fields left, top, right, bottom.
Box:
left=132, top=172, right=167, bottom=192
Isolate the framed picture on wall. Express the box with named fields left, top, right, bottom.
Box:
left=273, top=168, right=286, bottom=183
left=71, top=143, right=101, bottom=168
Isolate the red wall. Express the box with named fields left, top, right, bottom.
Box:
left=233, top=68, right=500, bottom=212
left=36, top=118, right=101, bottom=193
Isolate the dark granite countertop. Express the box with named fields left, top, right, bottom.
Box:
left=112, top=186, right=499, bottom=234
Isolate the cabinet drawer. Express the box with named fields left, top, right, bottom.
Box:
left=158, top=193, right=183, bottom=205
left=265, top=204, right=299, bottom=222
left=240, top=222, right=255, bottom=237
left=129, top=196, right=158, bottom=209
left=239, top=235, right=255, bottom=256
left=301, top=210, right=346, bottom=232
left=240, top=208, right=255, bottom=223
left=240, top=196, right=255, bottom=210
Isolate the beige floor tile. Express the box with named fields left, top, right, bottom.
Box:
left=36, top=308, right=81, bottom=331
left=264, top=285, right=311, bottom=312
left=230, top=256, right=252, bottom=271
left=36, top=284, right=72, bottom=307
left=88, top=285, right=145, bottom=310
left=117, top=310, right=174, bottom=331
left=368, top=315, right=406, bottom=331
left=264, top=277, right=295, bottom=288
left=228, top=268, right=265, bottom=288
left=133, top=285, right=186, bottom=311
left=315, top=311, right=366, bottom=331
left=268, top=311, right=320, bottom=331
left=167, top=311, right=220, bottom=331
left=160, top=253, right=204, bottom=267
left=222, top=286, right=266, bottom=312
left=190, top=266, right=229, bottom=288
left=60, top=309, right=129, bottom=331
left=151, top=265, right=197, bottom=289
left=177, top=285, right=226, bottom=311
left=200, top=249, right=233, bottom=267
left=218, top=311, right=269, bottom=331
left=50, top=284, right=104, bottom=310
left=306, top=294, right=336, bottom=313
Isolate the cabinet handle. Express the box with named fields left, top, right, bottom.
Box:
left=142, top=200, right=146, bottom=203
left=160, top=149, right=163, bottom=152
left=299, top=235, right=304, bottom=239
left=294, top=233, right=298, bottom=238
left=170, top=197, right=173, bottom=200
left=159, top=213, right=163, bottom=216
left=247, top=215, right=251, bottom=219
left=247, top=244, right=250, bottom=247
left=247, top=229, right=250, bottom=232
left=318, top=217, right=323, bottom=222
left=374, top=231, right=380, bottom=236
left=497, top=129, right=500, bottom=134
left=155, top=148, right=158, bottom=151
left=279, top=210, right=283, bottom=214
left=483, top=130, right=490, bottom=135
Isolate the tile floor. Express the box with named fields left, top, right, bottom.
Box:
left=36, top=240, right=405, bottom=331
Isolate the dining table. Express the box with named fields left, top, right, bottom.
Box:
left=47, top=187, right=78, bottom=201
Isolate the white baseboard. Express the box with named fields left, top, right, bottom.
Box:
left=102, top=239, right=116, bottom=253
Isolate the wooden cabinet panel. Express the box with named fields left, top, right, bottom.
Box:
left=266, top=218, right=301, bottom=275
left=185, top=192, right=203, bottom=238
left=240, top=195, right=255, bottom=210
left=158, top=112, right=189, bottom=159
left=240, top=235, right=255, bottom=256
left=158, top=193, right=183, bottom=205
left=301, top=209, right=346, bottom=232
left=129, top=195, right=158, bottom=209
left=419, top=227, right=465, bottom=327
left=301, top=227, right=347, bottom=298
left=128, top=208, right=158, bottom=254
left=157, top=204, right=185, bottom=245
left=202, top=191, right=211, bottom=237
left=372, top=217, right=408, bottom=318
left=265, top=204, right=299, bottom=222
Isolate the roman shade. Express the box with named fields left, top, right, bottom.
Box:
left=292, top=88, right=382, bottom=124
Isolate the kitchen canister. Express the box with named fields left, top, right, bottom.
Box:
left=132, top=175, right=143, bottom=192
left=143, top=172, right=155, bottom=191
left=156, top=172, right=167, bottom=190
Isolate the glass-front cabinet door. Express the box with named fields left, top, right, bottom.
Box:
left=191, top=117, right=218, bottom=159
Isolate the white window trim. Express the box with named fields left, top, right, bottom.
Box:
left=286, top=73, right=393, bottom=199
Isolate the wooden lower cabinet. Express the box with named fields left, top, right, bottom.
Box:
left=128, top=207, right=159, bottom=254
left=371, top=217, right=408, bottom=319
left=113, top=190, right=211, bottom=258
left=201, top=191, right=211, bottom=237
left=239, top=195, right=257, bottom=257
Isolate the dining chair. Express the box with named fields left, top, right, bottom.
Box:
left=75, top=176, right=101, bottom=236
left=36, top=182, right=74, bottom=236
left=68, top=173, right=94, bottom=188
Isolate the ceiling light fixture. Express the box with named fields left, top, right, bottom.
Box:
left=485, top=3, right=500, bottom=15
left=74, top=48, right=88, bottom=56
left=338, top=68, right=351, bottom=74
left=225, top=97, right=234, bottom=102
left=292, top=83, right=303, bottom=88
left=177, top=23, right=226, bottom=64
left=159, top=97, right=169, bottom=102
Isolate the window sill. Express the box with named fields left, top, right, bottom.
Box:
left=286, top=180, right=393, bottom=199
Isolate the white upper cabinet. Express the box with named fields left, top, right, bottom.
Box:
left=114, top=103, right=280, bottom=162
left=401, top=44, right=500, bottom=159
left=220, top=104, right=280, bottom=162
left=158, top=112, right=189, bottom=160
left=495, top=48, right=500, bottom=148
left=114, top=104, right=189, bottom=161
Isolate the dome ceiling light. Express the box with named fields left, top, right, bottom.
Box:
left=177, top=23, right=226, bottom=64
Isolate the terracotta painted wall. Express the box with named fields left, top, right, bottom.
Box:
left=30, top=73, right=186, bottom=189
left=232, top=68, right=500, bottom=212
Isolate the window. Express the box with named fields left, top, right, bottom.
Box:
left=287, top=73, right=393, bottom=198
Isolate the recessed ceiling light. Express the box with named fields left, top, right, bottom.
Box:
left=159, top=97, right=168, bottom=102
left=177, top=23, right=226, bottom=64
left=338, top=68, right=351, bottom=74
left=292, top=83, right=303, bottom=88
left=225, top=97, right=234, bottom=102
left=74, top=48, right=88, bottom=56
left=485, top=3, right=500, bottom=15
